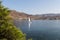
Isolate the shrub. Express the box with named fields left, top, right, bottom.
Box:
left=0, top=1, right=26, bottom=40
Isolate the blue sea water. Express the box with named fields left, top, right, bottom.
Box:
left=14, top=20, right=60, bottom=40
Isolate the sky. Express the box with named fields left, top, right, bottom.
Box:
left=2, top=0, right=60, bottom=14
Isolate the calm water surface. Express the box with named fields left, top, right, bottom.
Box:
left=14, top=20, right=60, bottom=40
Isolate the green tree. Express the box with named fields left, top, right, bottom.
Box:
left=0, top=1, right=26, bottom=40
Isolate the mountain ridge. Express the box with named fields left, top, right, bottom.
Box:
left=9, top=10, right=60, bottom=20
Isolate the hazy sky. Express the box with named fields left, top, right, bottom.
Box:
left=2, top=0, right=60, bottom=14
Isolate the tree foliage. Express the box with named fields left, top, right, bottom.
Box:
left=0, top=1, right=26, bottom=40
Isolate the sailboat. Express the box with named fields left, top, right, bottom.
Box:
left=28, top=17, right=31, bottom=22
left=28, top=17, right=32, bottom=30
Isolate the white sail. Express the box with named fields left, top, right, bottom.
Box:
left=28, top=17, right=31, bottom=22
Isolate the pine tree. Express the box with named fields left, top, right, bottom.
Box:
left=0, top=1, right=26, bottom=40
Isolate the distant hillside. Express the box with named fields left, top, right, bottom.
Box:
left=9, top=10, right=30, bottom=20
left=33, top=14, right=60, bottom=20
left=9, top=10, right=60, bottom=20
